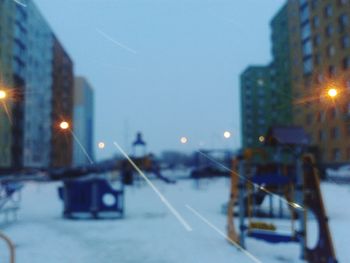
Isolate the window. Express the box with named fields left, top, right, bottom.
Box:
left=339, top=14, right=349, bottom=31
left=313, top=34, right=321, bottom=46
left=325, top=24, right=334, bottom=37
left=341, top=35, right=350, bottom=49
left=330, top=108, right=337, bottom=119
left=333, top=148, right=341, bottom=161
left=301, top=22, right=311, bottom=40
left=338, top=0, right=348, bottom=5
left=327, top=45, right=336, bottom=57
left=311, top=0, right=318, bottom=9
left=302, top=39, right=313, bottom=56
left=343, top=57, right=350, bottom=70
left=314, top=53, right=321, bottom=65
left=347, top=102, right=350, bottom=115
left=331, top=127, right=340, bottom=139
left=324, top=4, right=333, bottom=18
left=346, top=147, right=350, bottom=160
left=306, top=114, right=313, bottom=124
left=313, top=16, right=320, bottom=28
left=299, top=0, right=308, bottom=6
left=303, top=57, right=313, bottom=74
left=346, top=79, right=350, bottom=90
left=328, top=65, right=336, bottom=76
left=346, top=125, right=350, bottom=136
left=300, top=5, right=310, bottom=23
left=319, top=130, right=326, bottom=141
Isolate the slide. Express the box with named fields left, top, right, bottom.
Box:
left=151, top=167, right=176, bottom=184
left=303, top=155, right=337, bottom=263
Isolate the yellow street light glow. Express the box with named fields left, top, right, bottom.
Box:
left=98, top=142, right=105, bottom=149
left=180, top=137, right=188, bottom=144
left=327, top=88, right=338, bottom=98
left=223, top=131, right=231, bottom=139
left=259, top=136, right=265, bottom=143
left=59, top=121, right=70, bottom=130
left=0, top=90, right=7, bottom=100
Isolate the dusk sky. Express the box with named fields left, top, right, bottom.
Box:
left=34, top=0, right=284, bottom=159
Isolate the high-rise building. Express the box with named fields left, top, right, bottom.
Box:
left=240, top=3, right=295, bottom=149
left=0, top=0, right=15, bottom=167
left=290, top=0, right=350, bottom=164
left=50, top=36, right=74, bottom=168
left=73, top=76, right=94, bottom=166
left=0, top=0, right=27, bottom=168
left=270, top=3, right=294, bottom=125
left=23, top=2, right=53, bottom=168
left=0, top=0, right=74, bottom=169
left=240, top=66, right=273, bottom=149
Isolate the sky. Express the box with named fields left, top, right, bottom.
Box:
left=33, top=0, right=284, bottom=159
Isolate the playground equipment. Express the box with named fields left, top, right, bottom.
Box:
left=56, top=154, right=175, bottom=219
left=56, top=133, right=174, bottom=219
left=227, top=126, right=337, bottom=263
left=58, top=178, right=124, bottom=219
left=0, top=182, right=22, bottom=223
left=0, top=231, right=16, bottom=263
left=191, top=149, right=232, bottom=178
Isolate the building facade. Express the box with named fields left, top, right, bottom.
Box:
left=0, top=0, right=15, bottom=167
left=0, top=0, right=74, bottom=169
left=0, top=0, right=27, bottom=168
left=23, top=1, right=53, bottom=168
left=270, top=3, right=294, bottom=125
left=73, top=77, right=94, bottom=166
left=50, top=36, right=74, bottom=168
left=290, top=0, right=350, bottom=164
left=240, top=66, right=273, bottom=149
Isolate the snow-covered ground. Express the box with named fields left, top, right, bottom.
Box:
left=0, top=178, right=349, bottom=263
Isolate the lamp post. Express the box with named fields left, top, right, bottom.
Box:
left=0, top=90, right=7, bottom=100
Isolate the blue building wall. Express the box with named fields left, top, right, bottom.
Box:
left=73, top=77, right=94, bottom=166
left=23, top=1, right=53, bottom=167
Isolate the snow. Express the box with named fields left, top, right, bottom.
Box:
left=0, top=178, right=349, bottom=263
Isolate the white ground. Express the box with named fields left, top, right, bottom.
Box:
left=0, top=177, right=349, bottom=263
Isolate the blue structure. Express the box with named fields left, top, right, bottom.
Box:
left=58, top=178, right=124, bottom=219
left=0, top=182, right=22, bottom=222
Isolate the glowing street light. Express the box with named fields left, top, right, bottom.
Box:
left=223, top=131, right=231, bottom=139
left=180, top=136, right=188, bottom=144
left=327, top=88, right=338, bottom=98
left=98, top=142, right=105, bottom=149
left=0, top=90, right=7, bottom=100
left=59, top=121, right=70, bottom=130
left=259, top=136, right=265, bottom=143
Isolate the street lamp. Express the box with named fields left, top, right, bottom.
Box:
left=59, top=121, right=70, bottom=130
left=180, top=136, right=188, bottom=144
left=0, top=90, right=7, bottom=100
left=223, top=131, right=231, bottom=139
left=259, top=136, right=265, bottom=143
left=98, top=142, right=105, bottom=149
left=327, top=88, right=338, bottom=98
